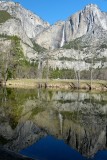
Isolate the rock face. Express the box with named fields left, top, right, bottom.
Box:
left=0, top=1, right=50, bottom=39
left=0, top=2, right=107, bottom=50
left=0, top=2, right=107, bottom=75
left=1, top=2, right=107, bottom=50
left=0, top=19, right=33, bottom=47
left=0, top=1, right=50, bottom=60
left=35, top=4, right=107, bottom=74
left=36, top=4, right=107, bottom=49
left=41, top=47, right=107, bottom=74
left=36, top=21, right=65, bottom=49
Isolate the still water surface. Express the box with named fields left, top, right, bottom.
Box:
left=20, top=136, right=107, bottom=160
left=0, top=88, right=107, bottom=160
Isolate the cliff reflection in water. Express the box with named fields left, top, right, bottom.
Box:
left=0, top=88, right=107, bottom=158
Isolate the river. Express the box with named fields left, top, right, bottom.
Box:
left=0, top=88, right=107, bottom=160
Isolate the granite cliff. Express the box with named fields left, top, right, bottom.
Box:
left=36, top=4, right=107, bottom=49
left=0, top=2, right=107, bottom=79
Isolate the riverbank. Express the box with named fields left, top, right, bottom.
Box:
left=6, top=79, right=107, bottom=91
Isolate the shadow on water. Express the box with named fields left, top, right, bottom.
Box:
left=0, top=88, right=107, bottom=159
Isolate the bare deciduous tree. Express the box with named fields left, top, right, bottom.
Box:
left=74, top=45, right=81, bottom=89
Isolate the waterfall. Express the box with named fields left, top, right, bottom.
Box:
left=60, top=24, right=65, bottom=47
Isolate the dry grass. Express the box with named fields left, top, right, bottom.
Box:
left=6, top=79, right=107, bottom=91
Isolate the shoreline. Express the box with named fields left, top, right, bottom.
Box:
left=5, top=79, right=107, bottom=91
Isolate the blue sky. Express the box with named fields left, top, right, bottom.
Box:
left=13, top=0, right=107, bottom=24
